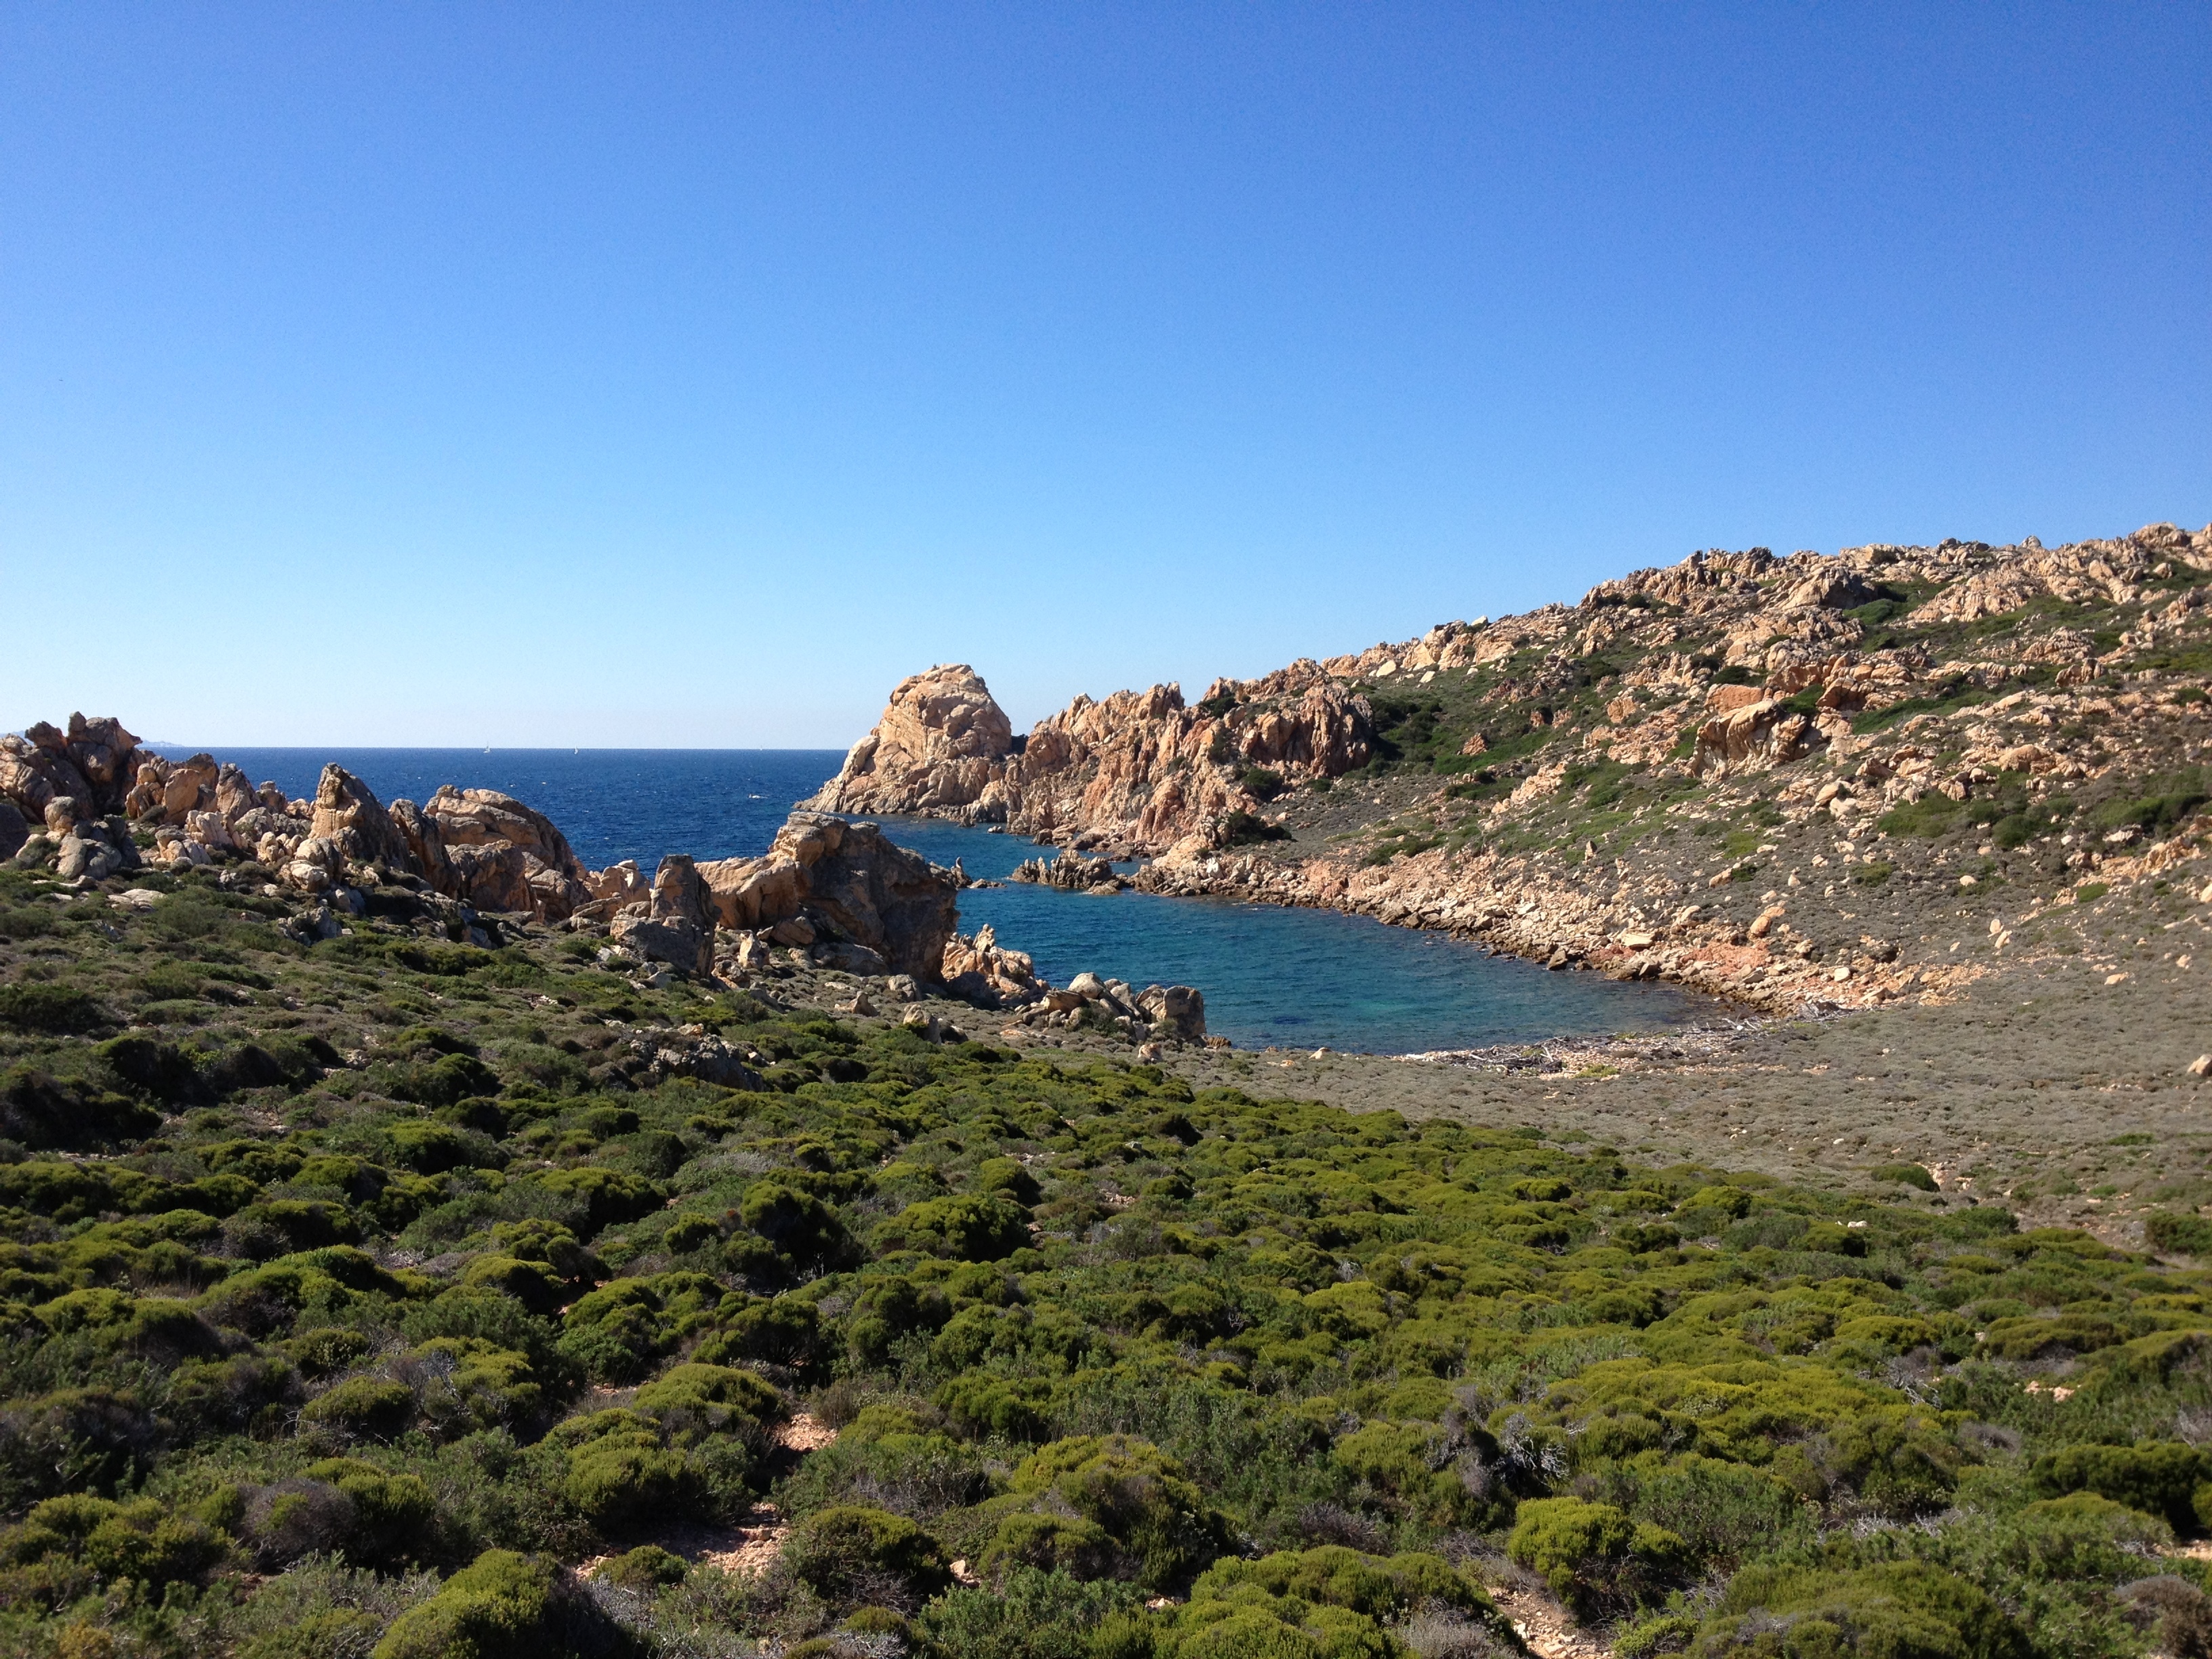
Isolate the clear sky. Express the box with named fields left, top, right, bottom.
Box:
left=2, top=4, right=2207, bottom=748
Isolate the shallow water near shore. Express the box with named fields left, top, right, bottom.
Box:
left=209, top=747, right=1710, bottom=1053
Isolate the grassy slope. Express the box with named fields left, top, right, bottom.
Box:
left=5, top=861, right=2212, bottom=1658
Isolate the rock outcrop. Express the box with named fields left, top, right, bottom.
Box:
left=401, top=786, right=594, bottom=921
left=6, top=731, right=598, bottom=926
left=994, top=965, right=1208, bottom=1044
left=941, top=924, right=1044, bottom=1004
left=806, top=664, right=1374, bottom=853
left=695, top=813, right=960, bottom=980
left=811, top=664, right=1015, bottom=817
left=1009, top=850, right=1123, bottom=891
left=1, top=716, right=150, bottom=821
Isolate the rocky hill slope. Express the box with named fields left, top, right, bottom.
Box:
left=815, top=523, right=2212, bottom=1014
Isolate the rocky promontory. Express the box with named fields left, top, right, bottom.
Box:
left=817, top=522, right=2212, bottom=1015
left=804, top=661, right=1374, bottom=855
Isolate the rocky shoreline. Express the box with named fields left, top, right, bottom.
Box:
left=811, top=522, right=2212, bottom=1019
left=0, top=722, right=1217, bottom=1060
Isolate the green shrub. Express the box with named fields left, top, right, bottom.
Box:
left=300, top=1375, right=417, bottom=1441
left=373, top=1547, right=634, bottom=1659
left=1869, top=1162, right=1939, bottom=1191
left=1000, top=1434, right=1234, bottom=1592
left=935, top=1373, right=1051, bottom=1441
left=384, top=1120, right=492, bottom=1174
left=0, top=1066, right=158, bottom=1151
left=978, top=1511, right=1123, bottom=1582
left=977, top=1155, right=1044, bottom=1205
left=390, top=1052, right=501, bottom=1108
left=0, top=903, right=56, bottom=939
left=785, top=1503, right=953, bottom=1609
left=0, top=1387, right=161, bottom=1512
left=1219, top=813, right=1292, bottom=847
left=873, top=1193, right=1031, bottom=1262
left=523, top=1166, right=665, bottom=1237
left=247, top=1457, right=436, bottom=1568
left=0, top=1492, right=228, bottom=1605
left=2029, top=1441, right=2208, bottom=1532
left=1507, top=1496, right=1687, bottom=1617
left=737, top=1181, right=853, bottom=1268
left=1982, top=1313, right=2123, bottom=1361
left=1692, top=1560, right=2025, bottom=1659
left=550, top=1409, right=691, bottom=1531
left=600, top=1543, right=688, bottom=1589
left=2008, top=1492, right=2175, bottom=1578
left=1190, top=1544, right=1496, bottom=1622
left=2147, top=1212, right=2212, bottom=1257
left=96, top=1034, right=205, bottom=1103
left=0, top=981, right=105, bottom=1033
left=920, top=1565, right=1149, bottom=1659
left=633, top=1361, right=781, bottom=1442
left=407, top=1337, right=542, bottom=1436
left=459, top=1253, right=565, bottom=1315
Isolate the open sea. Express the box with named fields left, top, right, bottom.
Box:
left=208, top=747, right=1711, bottom=1054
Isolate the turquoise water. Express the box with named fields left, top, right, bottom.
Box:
left=207, top=747, right=1708, bottom=1053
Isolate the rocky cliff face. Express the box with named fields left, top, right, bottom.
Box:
left=806, top=663, right=1374, bottom=855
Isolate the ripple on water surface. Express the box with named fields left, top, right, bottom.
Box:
left=203, top=749, right=1711, bottom=1054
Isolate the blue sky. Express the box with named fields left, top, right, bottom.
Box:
left=2, top=3, right=2206, bottom=747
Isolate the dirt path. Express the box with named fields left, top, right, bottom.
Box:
left=1488, top=1581, right=1614, bottom=1659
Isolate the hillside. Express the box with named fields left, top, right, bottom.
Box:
left=815, top=524, right=2212, bottom=1013
left=8, top=855, right=2212, bottom=1659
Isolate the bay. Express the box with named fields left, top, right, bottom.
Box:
left=205, top=747, right=1710, bottom=1054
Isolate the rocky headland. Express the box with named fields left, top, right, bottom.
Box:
left=813, top=523, right=2212, bottom=1017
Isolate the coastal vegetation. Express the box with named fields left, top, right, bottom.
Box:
left=5, top=859, right=2212, bottom=1658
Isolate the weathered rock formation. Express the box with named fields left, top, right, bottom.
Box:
left=1009, top=850, right=1124, bottom=891
left=0, top=714, right=148, bottom=821
left=941, top=924, right=1043, bottom=1004
left=5, top=732, right=602, bottom=926
left=693, top=813, right=960, bottom=981
left=806, top=664, right=1373, bottom=853
left=811, top=664, right=1015, bottom=817
left=993, top=965, right=1208, bottom=1044
left=399, top=786, right=594, bottom=920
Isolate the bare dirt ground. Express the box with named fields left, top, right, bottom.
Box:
left=1487, top=1580, right=1616, bottom=1659
left=1151, top=944, right=2212, bottom=1244
left=774, top=855, right=2212, bottom=1244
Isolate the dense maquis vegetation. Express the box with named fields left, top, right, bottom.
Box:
left=6, top=863, right=2212, bottom=1659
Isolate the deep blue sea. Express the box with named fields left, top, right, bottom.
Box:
left=209, top=747, right=1709, bottom=1054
